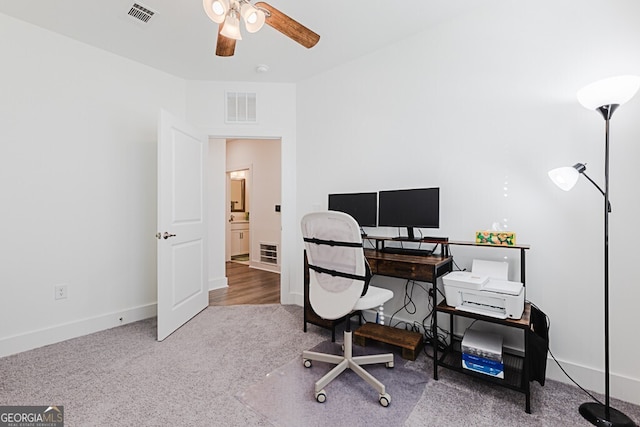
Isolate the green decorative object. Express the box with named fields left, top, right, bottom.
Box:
left=475, top=231, right=516, bottom=246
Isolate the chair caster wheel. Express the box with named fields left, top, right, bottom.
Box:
left=386, top=361, right=394, bottom=368
left=303, top=359, right=312, bottom=368
left=315, top=390, right=327, bottom=403
left=379, top=393, right=391, bottom=407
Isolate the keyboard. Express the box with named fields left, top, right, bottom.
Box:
left=381, top=247, right=434, bottom=257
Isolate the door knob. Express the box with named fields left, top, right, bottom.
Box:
left=156, top=232, right=176, bottom=240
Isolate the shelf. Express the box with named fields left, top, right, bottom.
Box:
left=364, top=235, right=451, bottom=257
left=436, top=301, right=531, bottom=330
left=354, top=323, right=424, bottom=361
left=447, top=240, right=530, bottom=250
left=432, top=243, right=532, bottom=413
left=438, top=340, right=525, bottom=391
left=365, top=235, right=449, bottom=244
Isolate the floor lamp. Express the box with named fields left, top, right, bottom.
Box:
left=548, top=75, right=640, bottom=427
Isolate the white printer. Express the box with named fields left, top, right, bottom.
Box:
left=443, top=259, right=524, bottom=319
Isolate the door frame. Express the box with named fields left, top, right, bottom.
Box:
left=225, top=165, right=252, bottom=263
left=207, top=134, right=287, bottom=302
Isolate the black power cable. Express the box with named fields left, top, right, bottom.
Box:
left=528, top=301, right=603, bottom=405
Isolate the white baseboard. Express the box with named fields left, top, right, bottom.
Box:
left=545, top=356, right=640, bottom=406
left=287, top=292, right=303, bottom=306
left=0, top=303, right=157, bottom=358
left=249, top=262, right=280, bottom=274
left=209, top=276, right=228, bottom=291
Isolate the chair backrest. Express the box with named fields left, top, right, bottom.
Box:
left=301, top=211, right=366, bottom=320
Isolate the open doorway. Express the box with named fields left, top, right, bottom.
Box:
left=225, top=138, right=281, bottom=274
left=228, top=168, right=250, bottom=264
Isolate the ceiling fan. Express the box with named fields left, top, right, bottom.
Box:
left=202, top=0, right=320, bottom=57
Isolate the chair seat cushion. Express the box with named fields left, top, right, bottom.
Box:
left=353, top=286, right=393, bottom=311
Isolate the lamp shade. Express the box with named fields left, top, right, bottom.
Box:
left=220, top=12, right=242, bottom=40
left=548, top=166, right=581, bottom=191
left=203, top=0, right=229, bottom=24
left=577, top=75, right=640, bottom=110
left=241, top=3, right=266, bottom=33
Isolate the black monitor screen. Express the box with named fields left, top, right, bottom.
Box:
left=328, top=192, right=377, bottom=227
left=378, top=188, right=439, bottom=236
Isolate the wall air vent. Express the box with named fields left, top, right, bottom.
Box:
left=127, top=3, right=156, bottom=23
left=259, top=243, right=278, bottom=265
left=226, top=92, right=257, bottom=123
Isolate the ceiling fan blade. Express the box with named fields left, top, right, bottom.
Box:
left=255, top=2, right=320, bottom=49
left=216, top=25, right=236, bottom=57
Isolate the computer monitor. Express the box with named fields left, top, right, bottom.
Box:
left=378, top=187, right=439, bottom=240
left=328, top=192, right=377, bottom=228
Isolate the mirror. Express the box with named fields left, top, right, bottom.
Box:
left=230, top=178, right=245, bottom=212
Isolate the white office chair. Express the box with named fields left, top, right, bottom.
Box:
left=301, top=211, right=394, bottom=407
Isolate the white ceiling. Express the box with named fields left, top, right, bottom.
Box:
left=0, top=0, right=499, bottom=82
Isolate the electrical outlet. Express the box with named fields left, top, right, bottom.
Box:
left=54, top=285, right=68, bottom=300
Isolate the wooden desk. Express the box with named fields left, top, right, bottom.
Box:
left=364, top=248, right=453, bottom=283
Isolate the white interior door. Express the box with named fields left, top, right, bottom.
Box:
left=157, top=109, right=208, bottom=341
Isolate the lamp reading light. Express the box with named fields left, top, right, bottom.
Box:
left=548, top=163, right=611, bottom=212
left=548, top=163, right=584, bottom=191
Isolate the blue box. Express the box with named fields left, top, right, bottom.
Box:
left=462, top=353, right=504, bottom=379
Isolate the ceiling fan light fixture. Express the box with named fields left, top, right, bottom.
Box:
left=203, top=0, right=229, bottom=24
left=220, top=11, right=243, bottom=40
left=241, top=4, right=265, bottom=33
left=206, top=0, right=320, bottom=57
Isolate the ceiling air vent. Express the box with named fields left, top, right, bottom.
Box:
left=226, top=92, right=257, bottom=123
left=127, top=3, right=156, bottom=23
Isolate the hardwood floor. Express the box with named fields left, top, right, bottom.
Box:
left=209, top=261, right=281, bottom=306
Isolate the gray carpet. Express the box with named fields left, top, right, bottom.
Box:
left=0, top=304, right=639, bottom=426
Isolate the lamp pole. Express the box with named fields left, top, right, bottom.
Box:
left=578, top=104, right=636, bottom=427
left=602, top=104, right=612, bottom=421
left=600, top=104, right=617, bottom=420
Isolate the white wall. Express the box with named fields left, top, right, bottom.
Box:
left=208, top=138, right=227, bottom=291
left=0, top=14, right=186, bottom=356
left=227, top=139, right=282, bottom=272
left=295, top=0, right=640, bottom=404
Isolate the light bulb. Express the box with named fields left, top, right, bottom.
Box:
left=241, top=3, right=265, bottom=33
left=203, top=0, right=229, bottom=24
